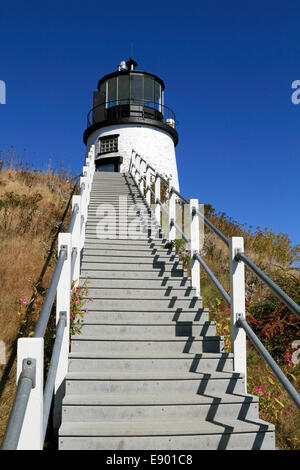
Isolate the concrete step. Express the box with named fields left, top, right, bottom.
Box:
left=86, top=288, right=197, bottom=300
left=68, top=352, right=233, bottom=373
left=81, top=269, right=184, bottom=279
left=81, top=278, right=191, bottom=288
left=88, top=197, right=144, bottom=202
left=82, top=298, right=203, bottom=311
left=80, top=263, right=185, bottom=274
left=84, top=231, right=153, bottom=237
left=70, top=336, right=223, bottom=354
left=83, top=237, right=167, bottom=245
left=62, top=391, right=259, bottom=422
left=82, top=244, right=169, bottom=253
left=82, top=249, right=172, bottom=259
left=81, top=255, right=183, bottom=265
left=86, top=219, right=156, bottom=225
left=65, top=370, right=245, bottom=395
left=77, top=310, right=210, bottom=324
left=83, top=257, right=177, bottom=267
left=76, top=321, right=216, bottom=337
left=90, top=189, right=140, bottom=193
left=88, top=196, right=142, bottom=201
left=59, top=418, right=275, bottom=450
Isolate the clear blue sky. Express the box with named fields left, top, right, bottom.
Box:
left=0, top=0, right=299, bottom=247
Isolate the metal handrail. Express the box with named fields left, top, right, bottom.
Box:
left=237, top=316, right=300, bottom=409
left=33, top=247, right=67, bottom=338
left=156, top=197, right=169, bottom=217
left=236, top=251, right=300, bottom=320
left=42, top=312, right=67, bottom=442
left=1, top=358, right=36, bottom=450
left=170, top=186, right=189, bottom=205
left=170, top=218, right=190, bottom=244
left=193, top=252, right=231, bottom=306
left=194, top=207, right=230, bottom=247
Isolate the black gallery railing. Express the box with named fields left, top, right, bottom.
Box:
left=87, top=99, right=177, bottom=128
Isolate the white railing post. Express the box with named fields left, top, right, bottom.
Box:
left=168, top=183, right=176, bottom=241
left=16, top=337, right=44, bottom=450
left=146, top=165, right=151, bottom=207
left=90, top=145, right=96, bottom=174
left=130, top=150, right=135, bottom=176
left=139, top=159, right=145, bottom=195
left=80, top=176, right=87, bottom=250
left=154, top=173, right=161, bottom=226
left=136, top=154, right=141, bottom=186
left=189, top=199, right=200, bottom=296
left=53, top=232, right=72, bottom=429
left=82, top=165, right=91, bottom=204
left=133, top=154, right=138, bottom=183
left=71, top=195, right=81, bottom=286
left=230, top=236, right=247, bottom=392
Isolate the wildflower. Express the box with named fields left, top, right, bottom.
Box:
left=285, top=411, right=289, bottom=416
left=254, top=386, right=263, bottom=395
left=265, top=392, right=270, bottom=399
left=284, top=350, right=292, bottom=367
left=257, top=365, right=261, bottom=371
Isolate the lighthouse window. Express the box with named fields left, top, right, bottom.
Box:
left=99, top=135, right=118, bottom=154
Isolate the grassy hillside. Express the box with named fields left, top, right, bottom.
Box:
left=0, top=153, right=75, bottom=444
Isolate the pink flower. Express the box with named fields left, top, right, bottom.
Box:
left=265, top=392, right=270, bottom=399
left=285, top=411, right=289, bottom=416
left=257, top=365, right=261, bottom=371
left=254, top=386, right=263, bottom=395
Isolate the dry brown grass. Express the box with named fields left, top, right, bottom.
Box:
left=0, top=168, right=74, bottom=444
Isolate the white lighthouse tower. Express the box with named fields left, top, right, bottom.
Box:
left=83, top=57, right=179, bottom=189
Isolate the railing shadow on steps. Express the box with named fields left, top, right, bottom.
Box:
left=1, top=148, right=97, bottom=450
left=129, top=149, right=300, bottom=411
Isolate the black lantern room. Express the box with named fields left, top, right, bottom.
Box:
left=83, top=58, right=178, bottom=146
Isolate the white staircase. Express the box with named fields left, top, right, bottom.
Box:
left=58, top=172, right=275, bottom=450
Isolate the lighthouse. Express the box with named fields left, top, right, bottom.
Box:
left=83, top=58, right=179, bottom=190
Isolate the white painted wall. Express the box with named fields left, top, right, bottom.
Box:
left=86, top=124, right=179, bottom=190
